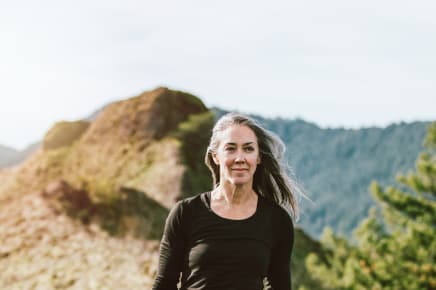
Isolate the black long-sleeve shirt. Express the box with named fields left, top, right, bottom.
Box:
left=152, top=191, right=294, bottom=290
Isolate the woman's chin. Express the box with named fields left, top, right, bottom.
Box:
left=230, top=178, right=251, bottom=186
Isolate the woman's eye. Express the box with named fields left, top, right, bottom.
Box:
left=244, top=147, right=254, bottom=152
left=225, top=147, right=235, bottom=151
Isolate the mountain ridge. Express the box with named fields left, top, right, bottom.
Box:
left=1, top=87, right=427, bottom=289
left=1, top=102, right=429, bottom=237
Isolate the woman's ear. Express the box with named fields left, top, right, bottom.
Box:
left=257, top=156, right=261, bottom=164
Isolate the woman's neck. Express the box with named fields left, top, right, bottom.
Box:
left=212, top=183, right=256, bottom=206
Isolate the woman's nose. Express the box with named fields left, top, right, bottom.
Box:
left=235, top=151, right=245, bottom=162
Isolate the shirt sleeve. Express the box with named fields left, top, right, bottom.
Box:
left=152, top=200, right=187, bottom=290
left=267, top=208, right=294, bottom=290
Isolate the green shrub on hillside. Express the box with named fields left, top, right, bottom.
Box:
left=304, top=122, right=436, bottom=289
left=172, top=111, right=214, bottom=197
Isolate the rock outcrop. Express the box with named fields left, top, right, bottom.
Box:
left=0, top=87, right=214, bottom=207
left=43, top=121, right=90, bottom=150
left=0, top=87, right=214, bottom=289
left=0, top=186, right=161, bottom=289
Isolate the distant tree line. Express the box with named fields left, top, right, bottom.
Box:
left=213, top=108, right=428, bottom=238
left=298, top=122, right=436, bottom=289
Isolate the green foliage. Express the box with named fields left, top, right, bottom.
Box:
left=55, top=181, right=169, bottom=239
left=92, top=186, right=169, bottom=239
left=172, top=111, right=214, bottom=197
left=304, top=122, right=436, bottom=289
left=291, top=228, right=327, bottom=290
left=213, top=108, right=428, bottom=238
left=424, top=122, right=436, bottom=148
left=268, top=120, right=427, bottom=238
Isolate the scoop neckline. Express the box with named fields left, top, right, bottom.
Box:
left=203, top=191, right=261, bottom=222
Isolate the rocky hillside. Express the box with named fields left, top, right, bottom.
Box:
left=0, top=87, right=321, bottom=289
left=0, top=181, right=162, bottom=289
left=0, top=87, right=214, bottom=206
left=0, top=87, right=217, bottom=289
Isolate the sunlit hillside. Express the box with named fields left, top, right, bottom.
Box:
left=0, top=87, right=216, bottom=289
left=0, top=87, right=321, bottom=289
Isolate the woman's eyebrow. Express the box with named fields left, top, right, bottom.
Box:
left=224, top=142, right=255, bottom=146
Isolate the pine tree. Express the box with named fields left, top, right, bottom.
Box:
left=305, top=122, right=436, bottom=290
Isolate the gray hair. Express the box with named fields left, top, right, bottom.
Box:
left=204, top=112, right=301, bottom=219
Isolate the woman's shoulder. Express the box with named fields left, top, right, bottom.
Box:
left=165, top=192, right=209, bottom=229
left=260, top=196, right=294, bottom=226
left=171, top=191, right=210, bottom=213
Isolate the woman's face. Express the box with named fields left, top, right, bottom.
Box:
left=212, top=125, right=261, bottom=187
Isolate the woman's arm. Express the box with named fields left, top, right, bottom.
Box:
left=152, top=200, right=187, bottom=290
left=267, top=209, right=294, bottom=290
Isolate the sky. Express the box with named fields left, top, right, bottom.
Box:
left=1, top=0, right=435, bottom=150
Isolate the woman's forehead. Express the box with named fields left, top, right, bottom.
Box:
left=218, top=125, right=258, bottom=143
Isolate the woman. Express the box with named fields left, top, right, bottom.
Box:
left=152, top=113, right=300, bottom=290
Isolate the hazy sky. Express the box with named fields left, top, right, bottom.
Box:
left=1, top=0, right=435, bottom=150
